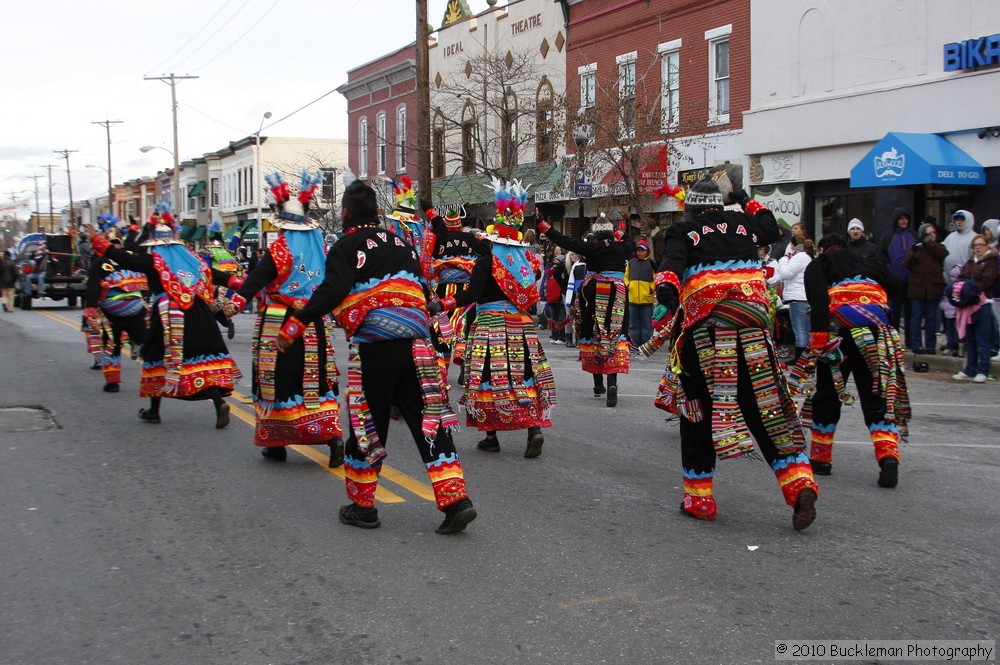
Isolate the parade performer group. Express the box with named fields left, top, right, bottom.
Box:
left=651, top=177, right=819, bottom=530
left=86, top=206, right=242, bottom=429
left=83, top=226, right=148, bottom=393
left=224, top=171, right=344, bottom=467
left=537, top=212, right=633, bottom=407
left=431, top=178, right=557, bottom=458
left=796, top=233, right=910, bottom=488
left=277, top=179, right=476, bottom=535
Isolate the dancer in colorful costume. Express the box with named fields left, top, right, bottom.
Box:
left=83, top=228, right=148, bottom=393
left=433, top=179, right=556, bottom=458
left=428, top=203, right=483, bottom=381
left=796, top=233, right=909, bottom=488
left=653, top=178, right=818, bottom=529
left=224, top=171, right=344, bottom=466
left=537, top=212, right=633, bottom=407
left=202, top=219, right=243, bottom=340
left=86, top=205, right=242, bottom=428
left=385, top=176, right=435, bottom=282
left=277, top=180, right=474, bottom=534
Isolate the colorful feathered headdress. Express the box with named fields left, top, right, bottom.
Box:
left=387, top=176, right=419, bottom=223
left=265, top=170, right=322, bottom=230
left=652, top=182, right=686, bottom=210
left=483, top=177, right=530, bottom=246
left=141, top=202, right=181, bottom=246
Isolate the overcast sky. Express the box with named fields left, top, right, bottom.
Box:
left=0, top=0, right=465, bottom=215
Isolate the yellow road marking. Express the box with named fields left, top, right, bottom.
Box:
left=37, top=310, right=432, bottom=503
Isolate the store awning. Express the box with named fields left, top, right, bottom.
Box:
left=850, top=132, right=985, bottom=188
left=187, top=181, right=206, bottom=198
left=178, top=224, right=197, bottom=240
left=190, top=226, right=206, bottom=241
left=241, top=221, right=259, bottom=241
left=432, top=162, right=566, bottom=208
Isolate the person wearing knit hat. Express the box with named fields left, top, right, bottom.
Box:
left=650, top=177, right=819, bottom=530
left=625, top=239, right=655, bottom=346
left=538, top=210, right=635, bottom=408
left=223, top=171, right=344, bottom=466
left=84, top=205, right=242, bottom=429
left=277, top=179, right=475, bottom=534
left=432, top=178, right=557, bottom=457
left=846, top=217, right=879, bottom=262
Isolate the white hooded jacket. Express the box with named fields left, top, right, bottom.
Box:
left=942, top=209, right=976, bottom=279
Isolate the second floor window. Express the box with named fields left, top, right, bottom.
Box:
left=376, top=112, right=387, bottom=174
left=618, top=55, right=636, bottom=139
left=660, top=46, right=680, bottom=130
left=462, top=121, right=476, bottom=174
left=396, top=106, right=407, bottom=171
left=580, top=65, right=596, bottom=109
left=433, top=125, right=445, bottom=178
left=210, top=177, right=220, bottom=207
left=706, top=25, right=732, bottom=124
left=359, top=117, right=368, bottom=176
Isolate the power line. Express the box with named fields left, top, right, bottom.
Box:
left=265, top=86, right=340, bottom=131
left=189, top=0, right=281, bottom=74
left=145, top=0, right=236, bottom=75
left=169, top=0, right=255, bottom=72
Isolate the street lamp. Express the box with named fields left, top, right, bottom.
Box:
left=140, top=145, right=177, bottom=213
left=572, top=114, right=593, bottom=238
left=255, top=111, right=272, bottom=248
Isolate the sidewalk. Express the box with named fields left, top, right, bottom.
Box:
left=907, top=348, right=999, bottom=378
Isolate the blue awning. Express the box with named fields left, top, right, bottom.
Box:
left=850, top=132, right=985, bottom=188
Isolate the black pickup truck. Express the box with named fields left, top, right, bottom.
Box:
left=14, top=233, right=87, bottom=310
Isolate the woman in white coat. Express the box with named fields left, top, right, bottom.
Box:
left=777, top=222, right=815, bottom=359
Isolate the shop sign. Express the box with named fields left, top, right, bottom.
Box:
left=750, top=184, right=804, bottom=229
left=944, top=33, right=1000, bottom=72
left=748, top=153, right=800, bottom=184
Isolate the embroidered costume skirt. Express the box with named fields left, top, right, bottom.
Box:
left=576, top=273, right=630, bottom=375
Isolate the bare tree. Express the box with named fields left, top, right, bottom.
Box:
left=566, top=46, right=714, bottom=234
left=264, top=150, right=348, bottom=235
left=431, top=46, right=566, bottom=184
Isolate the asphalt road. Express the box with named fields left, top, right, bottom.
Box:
left=1, top=302, right=997, bottom=665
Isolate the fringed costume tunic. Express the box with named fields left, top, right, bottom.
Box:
left=234, top=230, right=342, bottom=449
left=451, top=243, right=557, bottom=432
left=543, top=227, right=634, bottom=375
left=84, top=254, right=148, bottom=387
left=429, top=223, right=482, bottom=368
left=94, top=239, right=242, bottom=401
left=801, top=247, right=909, bottom=467
left=656, top=201, right=818, bottom=518
left=291, top=224, right=468, bottom=512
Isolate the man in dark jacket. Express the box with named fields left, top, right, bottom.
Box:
left=879, top=208, right=916, bottom=347
left=904, top=221, right=948, bottom=354
left=0, top=250, right=17, bottom=312
left=846, top=218, right=879, bottom=262
left=800, top=233, right=908, bottom=489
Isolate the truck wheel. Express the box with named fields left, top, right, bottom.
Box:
left=67, top=296, right=78, bottom=308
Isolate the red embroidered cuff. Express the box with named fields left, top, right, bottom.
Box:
left=83, top=306, right=100, bottom=320
left=440, top=296, right=457, bottom=312
left=227, top=275, right=245, bottom=291
left=654, top=270, right=681, bottom=292
left=91, top=235, right=111, bottom=256
left=424, top=207, right=439, bottom=221
left=279, top=315, right=306, bottom=342
left=744, top=199, right=766, bottom=217
left=229, top=294, right=247, bottom=311
left=536, top=219, right=552, bottom=234
left=809, top=331, right=830, bottom=349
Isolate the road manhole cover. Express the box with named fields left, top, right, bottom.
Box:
left=0, top=406, right=61, bottom=432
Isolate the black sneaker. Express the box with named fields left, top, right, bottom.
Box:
left=339, top=503, right=380, bottom=529
left=261, top=446, right=287, bottom=462
left=436, top=499, right=477, bottom=534
left=103, top=382, right=120, bottom=393
left=792, top=488, right=818, bottom=531
left=477, top=436, right=500, bottom=452
left=215, top=402, right=231, bottom=429
left=328, top=437, right=344, bottom=468
left=606, top=385, right=618, bottom=408
left=138, top=408, right=161, bottom=424
left=810, top=459, right=832, bottom=476
left=593, top=386, right=606, bottom=397
left=878, top=456, right=899, bottom=488
left=90, top=360, right=102, bottom=370
left=226, top=321, right=236, bottom=339
left=524, top=432, right=544, bottom=458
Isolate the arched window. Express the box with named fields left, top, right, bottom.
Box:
left=358, top=117, right=369, bottom=177
left=535, top=79, right=554, bottom=162
left=396, top=105, right=407, bottom=171
left=433, top=111, right=446, bottom=178
left=502, top=90, right=518, bottom=169
left=461, top=102, right=477, bottom=175
left=376, top=112, right=387, bottom=174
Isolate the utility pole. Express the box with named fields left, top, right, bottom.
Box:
left=39, top=164, right=56, bottom=231
left=54, top=149, right=78, bottom=232
left=92, top=118, right=123, bottom=218
left=144, top=73, right=199, bottom=213
left=416, top=0, right=432, bottom=200
left=26, top=175, right=43, bottom=232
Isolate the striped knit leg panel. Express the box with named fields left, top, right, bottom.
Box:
left=343, top=454, right=382, bottom=509
left=869, top=421, right=900, bottom=463
left=102, top=354, right=122, bottom=385
left=682, top=468, right=717, bottom=520
left=772, top=451, right=819, bottom=507
left=425, top=452, right=468, bottom=510
left=810, top=422, right=837, bottom=463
